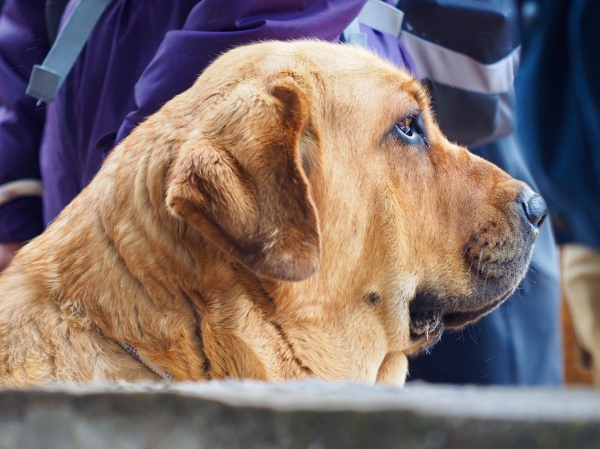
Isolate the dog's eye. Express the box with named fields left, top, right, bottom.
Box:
left=397, top=117, right=414, bottom=137
left=394, top=114, right=427, bottom=148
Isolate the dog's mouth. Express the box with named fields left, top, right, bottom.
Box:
left=409, top=309, right=444, bottom=343
left=439, top=300, right=501, bottom=329
left=409, top=298, right=505, bottom=344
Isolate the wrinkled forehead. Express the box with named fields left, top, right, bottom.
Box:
left=292, top=42, right=430, bottom=118
left=295, top=43, right=431, bottom=129
left=202, top=40, right=430, bottom=121
left=299, top=42, right=421, bottom=95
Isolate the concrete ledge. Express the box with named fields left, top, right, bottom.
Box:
left=1, top=381, right=599, bottom=449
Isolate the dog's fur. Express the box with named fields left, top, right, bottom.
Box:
left=0, top=41, right=539, bottom=386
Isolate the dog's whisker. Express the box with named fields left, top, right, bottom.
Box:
left=482, top=271, right=491, bottom=299
left=467, top=325, right=478, bottom=345
left=461, top=243, right=472, bottom=257
left=476, top=248, right=485, bottom=279
left=468, top=262, right=475, bottom=286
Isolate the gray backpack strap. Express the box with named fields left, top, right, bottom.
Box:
left=45, top=0, right=69, bottom=45
left=342, top=0, right=405, bottom=47
left=26, top=0, right=113, bottom=104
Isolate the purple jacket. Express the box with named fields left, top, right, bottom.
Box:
left=0, top=0, right=413, bottom=243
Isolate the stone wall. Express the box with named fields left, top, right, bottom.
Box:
left=1, top=381, right=599, bottom=449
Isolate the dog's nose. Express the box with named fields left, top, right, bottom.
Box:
left=520, top=191, right=548, bottom=228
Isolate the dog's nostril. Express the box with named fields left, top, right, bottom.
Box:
left=521, top=194, right=548, bottom=228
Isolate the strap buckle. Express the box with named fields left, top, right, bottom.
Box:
left=343, top=0, right=405, bottom=47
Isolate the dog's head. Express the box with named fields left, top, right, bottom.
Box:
left=164, top=41, right=545, bottom=383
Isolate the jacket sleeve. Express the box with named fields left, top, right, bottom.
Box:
left=0, top=0, right=49, bottom=243
left=116, top=0, right=367, bottom=143
left=398, top=0, right=520, bottom=148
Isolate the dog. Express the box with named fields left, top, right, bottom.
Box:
left=0, top=40, right=546, bottom=386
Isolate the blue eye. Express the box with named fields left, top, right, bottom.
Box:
left=394, top=114, right=427, bottom=147
left=398, top=124, right=413, bottom=137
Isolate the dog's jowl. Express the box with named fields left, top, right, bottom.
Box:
left=0, top=41, right=545, bottom=386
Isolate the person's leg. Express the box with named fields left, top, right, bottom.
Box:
left=562, top=244, right=600, bottom=387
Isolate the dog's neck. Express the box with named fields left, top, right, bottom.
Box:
left=99, top=229, right=315, bottom=381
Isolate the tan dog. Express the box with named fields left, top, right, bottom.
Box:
left=0, top=41, right=546, bottom=386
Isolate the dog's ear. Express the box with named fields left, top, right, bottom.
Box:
left=166, top=75, right=321, bottom=281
